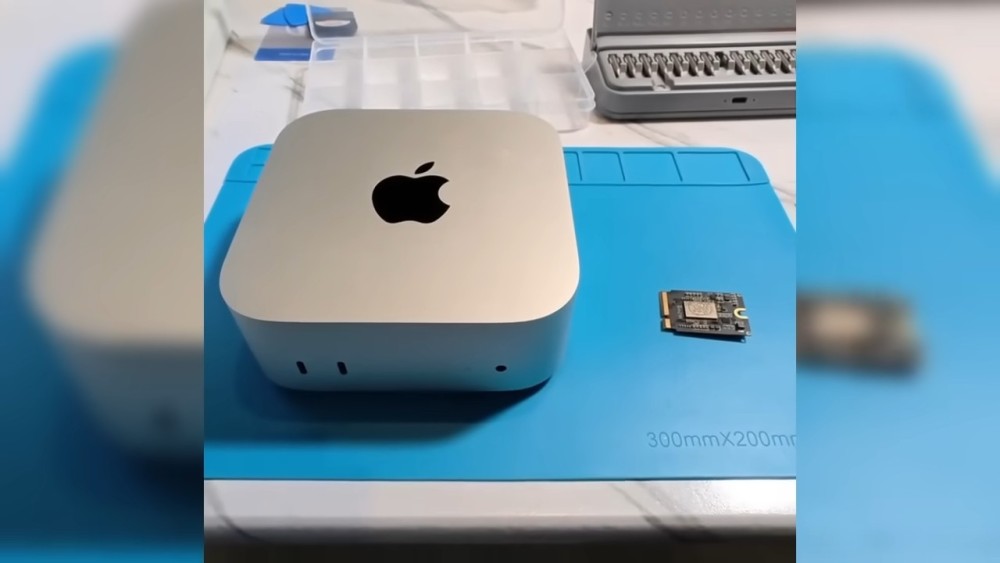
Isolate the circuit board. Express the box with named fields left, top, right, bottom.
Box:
left=797, top=291, right=919, bottom=373
left=659, top=290, right=750, bottom=338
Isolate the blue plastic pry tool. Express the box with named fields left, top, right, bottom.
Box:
left=261, top=3, right=335, bottom=27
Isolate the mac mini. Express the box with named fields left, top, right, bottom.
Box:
left=27, top=0, right=203, bottom=459
left=220, top=110, right=579, bottom=391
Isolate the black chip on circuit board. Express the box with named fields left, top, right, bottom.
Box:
left=659, top=290, right=750, bottom=338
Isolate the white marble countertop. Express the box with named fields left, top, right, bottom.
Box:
left=202, top=0, right=798, bottom=542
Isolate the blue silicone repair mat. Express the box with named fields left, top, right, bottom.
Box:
left=205, top=146, right=796, bottom=481
left=796, top=49, right=1000, bottom=561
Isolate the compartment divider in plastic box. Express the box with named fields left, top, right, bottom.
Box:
left=303, top=30, right=595, bottom=131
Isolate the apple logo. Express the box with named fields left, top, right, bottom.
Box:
left=371, top=161, right=450, bottom=224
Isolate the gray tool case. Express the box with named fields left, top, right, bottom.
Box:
left=583, top=0, right=796, bottom=120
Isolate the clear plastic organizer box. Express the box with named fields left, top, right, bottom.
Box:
left=301, top=1, right=595, bottom=132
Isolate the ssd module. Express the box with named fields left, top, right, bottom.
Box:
left=797, top=291, right=919, bottom=373
left=659, top=290, right=750, bottom=338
